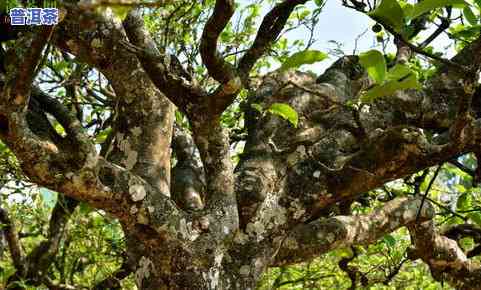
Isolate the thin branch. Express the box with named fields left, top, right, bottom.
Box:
left=238, top=0, right=308, bottom=80
left=93, top=257, right=131, bottom=290
left=274, top=275, right=335, bottom=288
left=420, top=17, right=451, bottom=48
left=25, top=197, right=78, bottom=280
left=343, top=2, right=472, bottom=73
left=0, top=208, right=25, bottom=275
left=3, top=26, right=54, bottom=109
left=338, top=246, right=365, bottom=289
left=444, top=224, right=481, bottom=242
left=424, top=196, right=466, bottom=221
left=449, top=159, right=475, bottom=176
left=31, top=87, right=84, bottom=138
left=416, top=165, right=442, bottom=223
left=389, top=29, right=467, bottom=72
left=383, top=257, right=408, bottom=285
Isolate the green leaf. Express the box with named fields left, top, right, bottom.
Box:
left=95, top=128, right=112, bottom=144
left=468, top=212, right=481, bottom=226
left=410, top=0, right=467, bottom=20
left=464, top=6, right=479, bottom=25
left=386, top=63, right=411, bottom=81
left=361, top=73, right=421, bottom=102
left=251, top=103, right=264, bottom=113
left=383, top=234, right=397, bottom=248
left=401, top=3, right=415, bottom=19
left=111, top=6, right=131, bottom=20
left=280, top=50, right=328, bottom=71
left=368, top=0, right=405, bottom=32
left=457, top=192, right=471, bottom=211
left=175, top=110, right=184, bottom=124
left=359, top=50, right=387, bottom=84
left=39, top=188, right=57, bottom=208
left=79, top=202, right=94, bottom=215
left=96, top=5, right=131, bottom=20
left=314, top=0, right=324, bottom=6
left=267, top=103, right=299, bottom=127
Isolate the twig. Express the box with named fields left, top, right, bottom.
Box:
left=416, top=165, right=442, bottom=223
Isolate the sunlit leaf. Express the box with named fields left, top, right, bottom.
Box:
left=175, top=110, right=184, bottom=125
left=280, top=50, right=328, bottom=71
left=251, top=103, right=264, bottom=113
left=464, top=6, right=479, bottom=25
left=267, top=103, right=299, bottom=127
left=79, top=202, right=94, bottom=215
left=457, top=192, right=471, bottom=211
left=39, top=188, right=57, bottom=208
left=383, top=234, right=397, bottom=248
left=386, top=63, right=411, bottom=81
left=359, top=50, right=387, bottom=84
left=95, top=128, right=112, bottom=144
left=401, top=3, right=415, bottom=19
left=368, top=0, right=405, bottom=32
left=468, top=212, right=481, bottom=226
left=410, top=0, right=467, bottom=20
left=96, top=5, right=131, bottom=20
left=361, top=73, right=421, bottom=102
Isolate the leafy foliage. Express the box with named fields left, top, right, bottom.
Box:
left=0, top=0, right=481, bottom=289
left=359, top=50, right=387, bottom=83
left=280, top=50, right=328, bottom=71
left=359, top=50, right=421, bottom=102
left=408, top=0, right=467, bottom=20
left=369, top=0, right=405, bottom=32
left=267, top=103, right=299, bottom=128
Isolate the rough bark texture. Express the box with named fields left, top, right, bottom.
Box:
left=0, top=1, right=481, bottom=289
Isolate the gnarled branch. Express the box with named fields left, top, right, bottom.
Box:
left=122, top=10, right=205, bottom=112
left=408, top=221, right=481, bottom=290
left=274, top=197, right=435, bottom=265
left=200, top=0, right=237, bottom=84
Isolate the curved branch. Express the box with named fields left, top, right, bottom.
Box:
left=122, top=10, right=205, bottom=112
left=53, top=6, right=176, bottom=198
left=3, top=26, right=54, bottom=106
left=2, top=57, right=182, bottom=240
left=200, top=0, right=237, bottom=84
left=408, top=221, right=481, bottom=290
left=238, top=0, right=308, bottom=80
left=274, top=197, right=435, bottom=265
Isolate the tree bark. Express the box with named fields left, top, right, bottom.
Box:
left=0, top=2, right=481, bottom=290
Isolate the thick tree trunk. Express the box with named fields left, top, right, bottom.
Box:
left=124, top=228, right=261, bottom=290
left=1, top=3, right=481, bottom=290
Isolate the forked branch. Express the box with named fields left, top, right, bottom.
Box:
left=200, top=0, right=237, bottom=84
left=238, top=0, right=308, bottom=80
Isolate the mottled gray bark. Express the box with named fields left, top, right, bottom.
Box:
left=0, top=2, right=481, bottom=289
